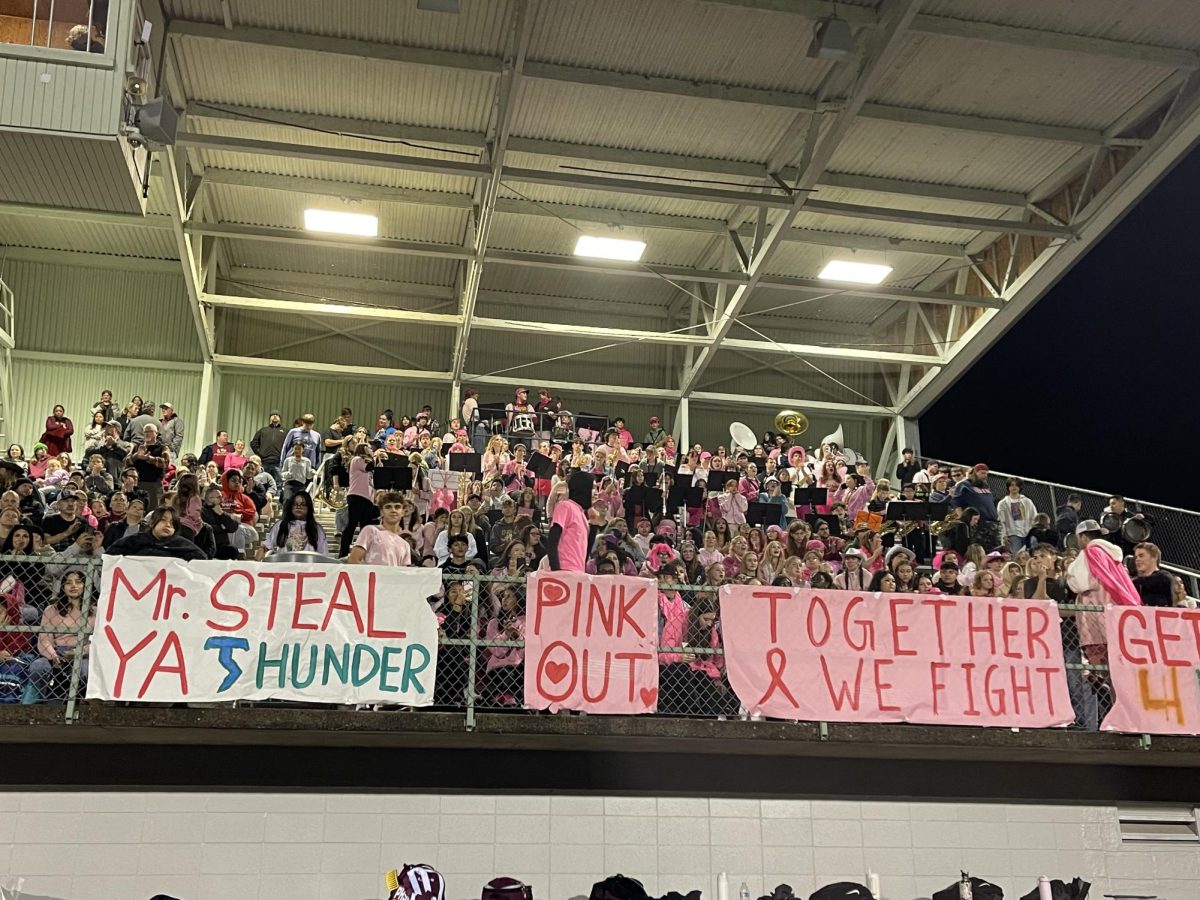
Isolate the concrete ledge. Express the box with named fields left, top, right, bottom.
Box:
left=2, top=704, right=1197, bottom=767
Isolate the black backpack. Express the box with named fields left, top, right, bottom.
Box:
left=591, top=875, right=649, bottom=900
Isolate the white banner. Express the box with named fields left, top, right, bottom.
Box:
left=87, top=558, right=441, bottom=705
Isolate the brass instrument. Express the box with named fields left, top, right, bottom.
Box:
left=326, top=486, right=347, bottom=510
left=775, top=409, right=809, bottom=436
left=457, top=469, right=472, bottom=503
left=927, top=510, right=960, bottom=536
left=879, top=520, right=918, bottom=538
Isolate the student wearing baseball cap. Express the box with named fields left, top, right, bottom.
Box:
left=643, top=415, right=667, bottom=447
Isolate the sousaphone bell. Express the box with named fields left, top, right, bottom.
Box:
left=774, top=409, right=809, bottom=436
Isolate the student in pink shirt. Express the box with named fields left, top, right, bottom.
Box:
left=348, top=492, right=412, bottom=566
left=547, top=472, right=592, bottom=572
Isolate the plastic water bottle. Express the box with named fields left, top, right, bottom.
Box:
left=739, top=882, right=751, bottom=900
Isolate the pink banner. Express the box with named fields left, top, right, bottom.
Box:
left=524, top=571, right=659, bottom=714
left=1102, top=606, right=1200, bottom=735
left=720, top=585, right=1073, bottom=727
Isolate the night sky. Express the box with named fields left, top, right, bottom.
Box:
left=922, top=144, right=1200, bottom=511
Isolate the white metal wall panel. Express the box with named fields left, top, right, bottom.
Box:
left=216, top=375, right=450, bottom=448
left=0, top=55, right=119, bottom=135
left=10, top=353, right=201, bottom=453
left=1, top=259, right=199, bottom=361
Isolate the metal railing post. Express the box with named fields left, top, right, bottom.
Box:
left=63, top=557, right=97, bottom=722
left=1049, top=485, right=1057, bottom=520
left=464, top=572, right=479, bottom=731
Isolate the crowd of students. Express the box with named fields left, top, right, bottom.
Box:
left=0, top=390, right=1186, bottom=723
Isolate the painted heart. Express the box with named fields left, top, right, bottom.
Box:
left=640, top=687, right=658, bottom=708
left=545, top=662, right=570, bottom=684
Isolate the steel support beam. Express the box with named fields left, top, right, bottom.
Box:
left=680, top=0, right=926, bottom=397
left=463, top=373, right=678, bottom=402
left=690, top=390, right=895, bottom=418
left=186, top=222, right=474, bottom=260
left=214, top=354, right=453, bottom=384
left=188, top=219, right=989, bottom=309
left=0, top=202, right=174, bottom=230
left=175, top=132, right=490, bottom=179
left=186, top=104, right=1028, bottom=210
left=800, top=199, right=1074, bottom=238
left=161, top=146, right=214, bottom=360
left=197, top=167, right=966, bottom=257
left=452, top=0, right=531, bottom=382
left=202, top=293, right=463, bottom=327
left=200, top=292, right=939, bottom=364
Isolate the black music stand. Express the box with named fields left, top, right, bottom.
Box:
left=747, top=501, right=781, bottom=528
left=374, top=466, right=413, bottom=492
left=526, top=452, right=555, bottom=480
left=448, top=452, right=482, bottom=475
left=794, top=486, right=828, bottom=507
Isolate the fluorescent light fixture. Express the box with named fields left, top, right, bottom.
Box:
left=818, top=259, right=893, bottom=284
left=574, top=235, right=646, bottom=262
left=304, top=209, right=379, bottom=237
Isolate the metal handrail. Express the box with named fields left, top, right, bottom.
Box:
left=942, top=461, right=1200, bottom=518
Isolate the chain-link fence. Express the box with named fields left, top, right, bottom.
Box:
left=943, top=463, right=1200, bottom=580
left=0, top=563, right=1121, bottom=732
left=0, top=552, right=100, bottom=717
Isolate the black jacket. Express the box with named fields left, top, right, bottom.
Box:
left=106, top=530, right=208, bottom=560
left=250, top=423, right=286, bottom=463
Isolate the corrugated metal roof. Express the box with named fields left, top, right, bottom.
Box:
left=878, top=33, right=1175, bottom=130
left=167, top=0, right=516, bottom=55
left=225, top=241, right=459, bottom=287
left=486, top=210, right=711, bottom=264
left=829, top=118, right=1082, bottom=194
left=0, top=214, right=178, bottom=260
left=184, top=112, right=481, bottom=196
left=175, top=41, right=497, bottom=134
left=479, top=265, right=677, bottom=305
left=529, top=0, right=828, bottom=94
left=205, top=182, right=469, bottom=246
left=921, top=0, right=1200, bottom=49
left=513, top=78, right=799, bottom=163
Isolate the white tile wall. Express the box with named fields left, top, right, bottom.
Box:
left=1, top=792, right=1197, bottom=900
